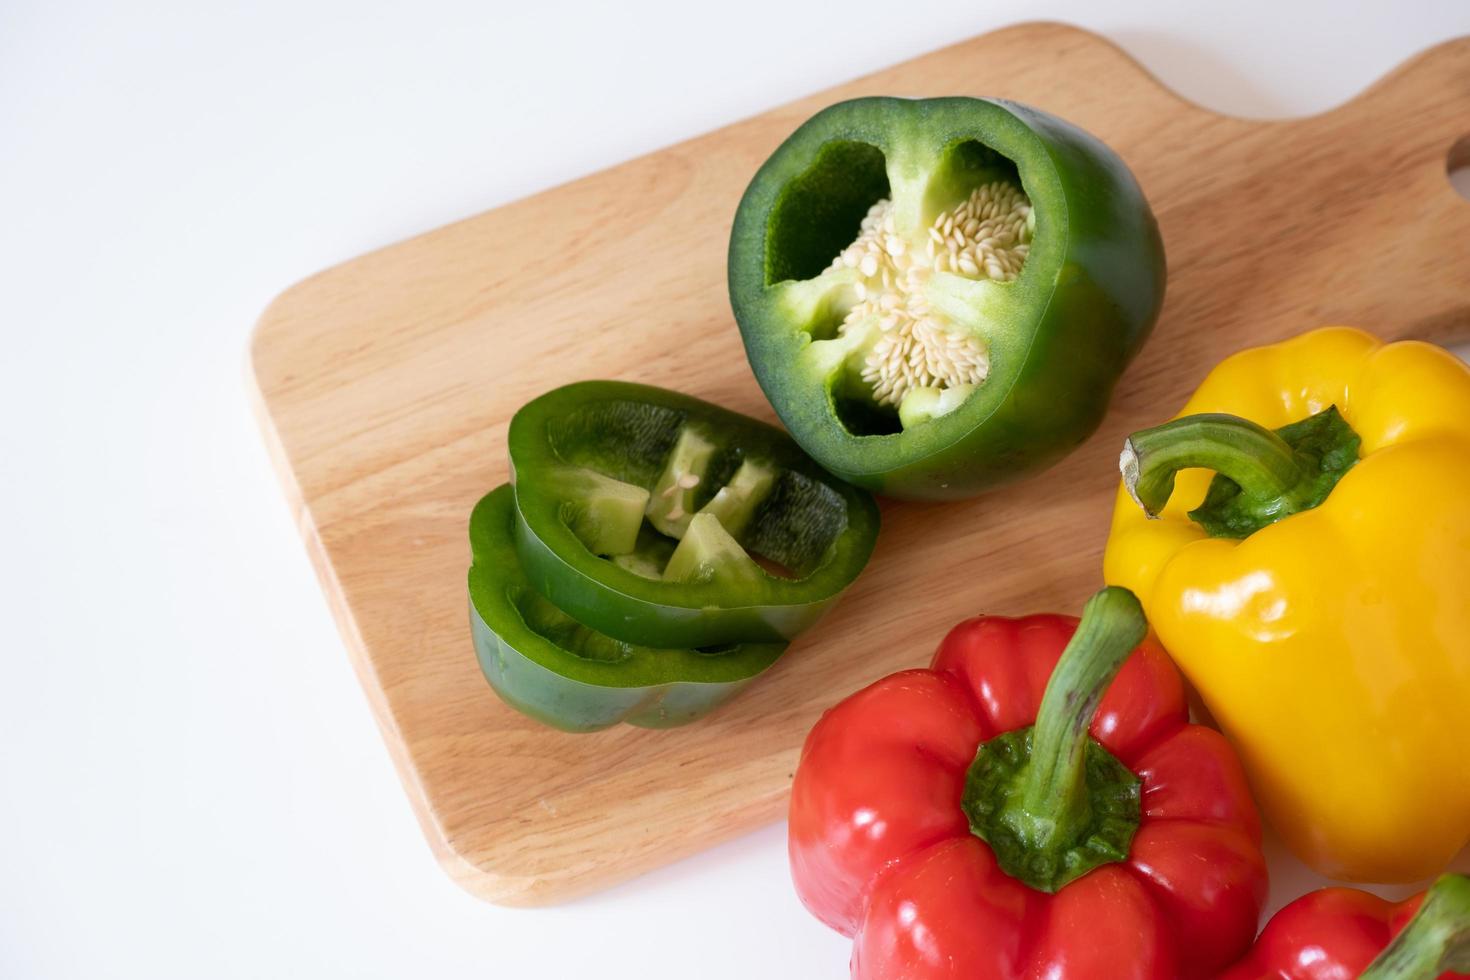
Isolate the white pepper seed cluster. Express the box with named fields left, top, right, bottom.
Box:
left=827, top=181, right=1033, bottom=408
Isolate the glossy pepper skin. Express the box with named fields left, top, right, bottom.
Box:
left=509, top=381, right=879, bottom=647
left=789, top=593, right=1266, bottom=978
left=729, top=97, right=1165, bottom=500
left=1104, top=327, right=1470, bottom=881
left=1220, top=874, right=1470, bottom=980
left=470, top=485, right=787, bottom=732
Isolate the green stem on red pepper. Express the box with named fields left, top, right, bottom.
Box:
left=1120, top=406, right=1361, bottom=539
left=1360, top=875, right=1470, bottom=980
left=962, top=587, right=1148, bottom=893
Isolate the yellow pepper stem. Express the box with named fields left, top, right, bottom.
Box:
left=1121, top=407, right=1361, bottom=539
left=1121, top=412, right=1304, bottom=518
left=1361, top=874, right=1470, bottom=980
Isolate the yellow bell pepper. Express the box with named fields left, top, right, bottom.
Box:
left=1104, top=326, right=1470, bottom=882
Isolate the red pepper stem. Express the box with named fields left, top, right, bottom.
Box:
left=1361, top=875, right=1470, bottom=980
left=1121, top=412, right=1305, bottom=518
left=1014, top=587, right=1149, bottom=851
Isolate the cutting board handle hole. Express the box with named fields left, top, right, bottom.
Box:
left=1449, top=135, right=1470, bottom=203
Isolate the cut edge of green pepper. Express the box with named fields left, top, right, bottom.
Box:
left=732, top=99, right=1068, bottom=465
left=728, top=96, right=1164, bottom=498
left=508, top=381, right=880, bottom=646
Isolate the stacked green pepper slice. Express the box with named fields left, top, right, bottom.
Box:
left=470, top=381, right=880, bottom=732
left=470, top=487, right=788, bottom=731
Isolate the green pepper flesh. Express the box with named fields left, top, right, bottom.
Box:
left=509, top=381, right=880, bottom=647
left=728, top=96, right=1166, bottom=500
left=469, top=485, right=787, bottom=732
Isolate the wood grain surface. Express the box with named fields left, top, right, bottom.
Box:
left=249, top=23, right=1470, bottom=905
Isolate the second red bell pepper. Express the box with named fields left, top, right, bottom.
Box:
left=1221, top=873, right=1470, bottom=980
left=789, top=587, right=1267, bottom=978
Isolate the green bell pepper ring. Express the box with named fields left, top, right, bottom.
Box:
left=469, top=485, right=787, bottom=732
left=728, top=96, right=1165, bottom=500
left=508, top=381, right=880, bottom=648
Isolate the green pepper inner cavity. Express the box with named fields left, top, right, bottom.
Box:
left=769, top=139, right=1033, bottom=433
left=548, top=400, right=846, bottom=583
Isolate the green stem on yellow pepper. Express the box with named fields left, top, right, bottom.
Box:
left=1120, top=406, right=1361, bottom=539
left=1121, top=413, right=1305, bottom=517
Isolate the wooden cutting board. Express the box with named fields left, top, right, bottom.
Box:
left=250, top=23, right=1470, bottom=906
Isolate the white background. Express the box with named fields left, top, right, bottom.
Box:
left=4, top=2, right=1470, bottom=977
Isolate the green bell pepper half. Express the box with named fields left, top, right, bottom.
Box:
left=508, top=381, right=880, bottom=648
left=728, top=96, right=1166, bottom=500
left=469, top=485, right=787, bottom=732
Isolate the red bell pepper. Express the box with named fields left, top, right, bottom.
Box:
left=788, top=587, right=1267, bottom=979
left=1220, top=874, right=1470, bottom=980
